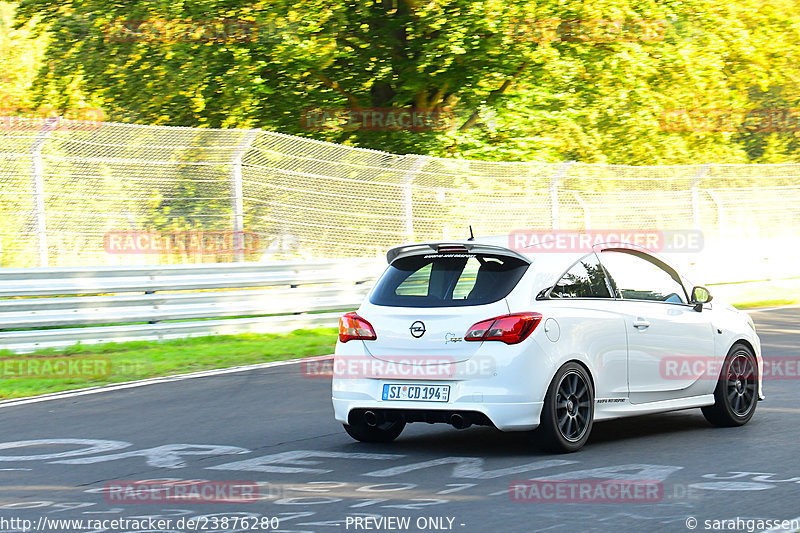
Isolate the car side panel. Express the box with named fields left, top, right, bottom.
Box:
left=528, top=300, right=629, bottom=400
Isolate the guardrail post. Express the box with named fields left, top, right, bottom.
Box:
left=230, top=130, right=260, bottom=261
left=29, top=117, right=61, bottom=267
left=550, top=161, right=574, bottom=230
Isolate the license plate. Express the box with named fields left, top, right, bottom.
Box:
left=382, top=384, right=450, bottom=402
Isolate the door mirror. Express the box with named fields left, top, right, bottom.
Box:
left=690, top=286, right=712, bottom=311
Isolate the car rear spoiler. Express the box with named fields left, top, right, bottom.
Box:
left=386, top=242, right=531, bottom=265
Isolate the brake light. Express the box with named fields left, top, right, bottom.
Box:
left=464, top=312, right=542, bottom=344
left=436, top=244, right=469, bottom=254
left=339, top=312, right=377, bottom=343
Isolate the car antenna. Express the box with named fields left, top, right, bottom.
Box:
left=467, top=225, right=475, bottom=241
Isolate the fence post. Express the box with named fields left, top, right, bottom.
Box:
left=550, top=161, right=574, bottom=230
left=401, top=155, right=429, bottom=242
left=572, top=191, right=591, bottom=229
left=691, top=164, right=711, bottom=230
left=29, top=117, right=61, bottom=267
left=705, top=189, right=725, bottom=238
left=230, top=130, right=260, bottom=261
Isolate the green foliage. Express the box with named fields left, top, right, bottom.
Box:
left=0, top=1, right=43, bottom=109
left=8, top=0, right=800, bottom=163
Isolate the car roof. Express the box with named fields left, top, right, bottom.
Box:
left=385, top=235, right=689, bottom=294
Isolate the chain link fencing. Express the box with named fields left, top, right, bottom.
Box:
left=1, top=117, right=799, bottom=288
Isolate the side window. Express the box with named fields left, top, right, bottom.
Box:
left=395, top=263, right=432, bottom=296
left=599, top=251, right=687, bottom=304
left=550, top=253, right=612, bottom=298
left=451, top=258, right=480, bottom=299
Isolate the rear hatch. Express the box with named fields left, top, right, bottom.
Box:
left=361, top=243, right=530, bottom=364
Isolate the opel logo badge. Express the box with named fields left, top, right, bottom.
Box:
left=410, top=321, right=426, bottom=338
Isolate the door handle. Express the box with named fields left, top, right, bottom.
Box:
left=633, top=318, right=650, bottom=329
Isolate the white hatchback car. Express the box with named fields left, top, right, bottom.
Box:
left=332, top=238, right=763, bottom=452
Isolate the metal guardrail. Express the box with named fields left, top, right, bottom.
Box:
left=0, top=259, right=382, bottom=353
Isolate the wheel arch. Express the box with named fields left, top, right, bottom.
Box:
left=560, top=358, right=596, bottom=396
left=727, top=338, right=763, bottom=400
left=730, top=338, right=756, bottom=357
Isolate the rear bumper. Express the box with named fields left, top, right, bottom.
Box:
left=332, top=382, right=544, bottom=431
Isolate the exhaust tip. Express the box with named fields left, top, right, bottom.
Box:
left=450, top=413, right=471, bottom=429
left=363, top=410, right=379, bottom=427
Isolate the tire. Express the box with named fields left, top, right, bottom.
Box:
left=702, top=343, right=758, bottom=427
left=534, top=362, right=595, bottom=453
left=343, top=419, right=406, bottom=443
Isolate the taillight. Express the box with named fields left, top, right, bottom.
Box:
left=464, top=312, right=542, bottom=345
left=339, top=312, right=377, bottom=343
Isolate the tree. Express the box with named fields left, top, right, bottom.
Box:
left=12, top=0, right=800, bottom=162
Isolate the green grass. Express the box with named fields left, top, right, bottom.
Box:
left=733, top=298, right=800, bottom=309
left=723, top=283, right=800, bottom=310
left=0, top=328, right=337, bottom=400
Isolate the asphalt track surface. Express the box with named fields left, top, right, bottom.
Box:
left=1, top=308, right=799, bottom=533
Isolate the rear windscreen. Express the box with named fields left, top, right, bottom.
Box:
left=369, top=253, right=529, bottom=308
